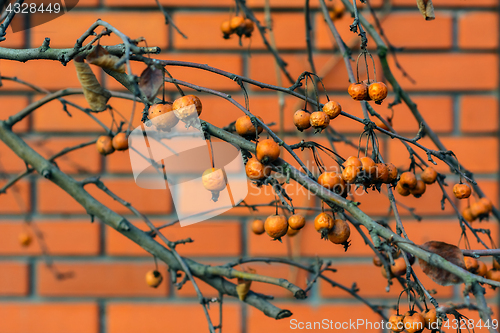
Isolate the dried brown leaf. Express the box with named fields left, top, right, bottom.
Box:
left=138, top=66, right=164, bottom=102
left=418, top=241, right=465, bottom=286
left=74, top=59, right=111, bottom=112
left=87, top=45, right=126, bottom=73
left=416, top=0, right=435, bottom=20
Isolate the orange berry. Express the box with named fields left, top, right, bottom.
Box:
left=288, top=214, right=306, bottom=230
left=264, top=215, right=288, bottom=240
left=96, top=135, right=114, bottom=156
left=327, top=219, right=350, bottom=244
left=348, top=82, right=369, bottom=101
left=342, top=165, right=359, bottom=184
left=385, top=163, right=398, bottom=183
left=230, top=16, right=245, bottom=30
left=317, top=172, right=346, bottom=195
left=410, top=180, right=426, bottom=198
left=293, top=110, right=311, bottom=131
left=145, top=270, right=163, bottom=288
left=322, top=100, right=342, bottom=119
left=421, top=167, right=438, bottom=184
left=245, top=158, right=271, bottom=180
left=453, top=183, right=471, bottom=199
left=112, top=133, right=129, bottom=151
left=399, top=172, right=417, bottom=189
left=251, top=219, right=265, bottom=235
left=462, top=207, right=475, bottom=222
left=309, top=111, right=330, bottom=131
left=202, top=168, right=227, bottom=192
left=235, top=115, right=263, bottom=137
left=19, top=232, right=32, bottom=247
left=396, top=182, right=410, bottom=196
left=148, top=103, right=179, bottom=131
left=256, top=139, right=280, bottom=164
left=343, top=156, right=362, bottom=169
left=368, top=82, right=388, bottom=103
left=220, top=20, right=234, bottom=37
left=172, top=95, right=202, bottom=121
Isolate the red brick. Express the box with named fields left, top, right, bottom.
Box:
left=106, top=220, right=241, bottom=257
left=0, top=303, right=99, bottom=333
left=28, top=137, right=101, bottom=174
left=319, top=262, right=453, bottom=298
left=389, top=95, right=454, bottom=134
left=38, top=262, right=169, bottom=297
left=382, top=12, right=452, bottom=49
left=0, top=60, right=88, bottom=91
left=104, top=0, right=232, bottom=6
left=0, top=141, right=29, bottom=173
left=0, top=96, right=30, bottom=132
left=0, top=29, right=25, bottom=48
left=315, top=13, right=370, bottom=50
left=0, top=220, right=100, bottom=255
left=248, top=53, right=382, bottom=90
left=32, top=95, right=143, bottom=132
left=0, top=181, right=31, bottom=214
left=390, top=54, right=498, bottom=91
left=106, top=53, right=243, bottom=92
left=37, top=178, right=173, bottom=214
left=30, top=12, right=168, bottom=49
left=460, top=95, right=498, bottom=133
left=107, top=303, right=241, bottom=333
left=0, top=261, right=29, bottom=296
left=392, top=0, right=499, bottom=7
left=248, top=304, right=381, bottom=333
left=316, top=12, right=452, bottom=50
left=459, top=12, right=499, bottom=49
left=173, top=12, right=305, bottom=50
left=387, top=137, right=499, bottom=174
left=403, top=219, right=499, bottom=251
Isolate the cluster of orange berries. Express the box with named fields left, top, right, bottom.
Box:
left=462, top=197, right=493, bottom=223
left=388, top=309, right=437, bottom=333
left=220, top=16, right=254, bottom=39
left=373, top=250, right=415, bottom=279
left=251, top=214, right=306, bottom=240
left=465, top=256, right=500, bottom=282
left=395, top=167, right=437, bottom=198
left=317, top=156, right=398, bottom=196
left=251, top=211, right=350, bottom=247
left=292, top=100, right=342, bottom=133
left=348, top=81, right=388, bottom=104
left=96, top=132, right=129, bottom=156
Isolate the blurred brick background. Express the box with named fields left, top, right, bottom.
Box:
left=0, top=0, right=499, bottom=332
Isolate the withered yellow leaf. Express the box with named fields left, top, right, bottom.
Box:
left=416, top=0, right=435, bottom=20
left=87, top=45, right=126, bottom=73
left=74, top=59, right=111, bottom=112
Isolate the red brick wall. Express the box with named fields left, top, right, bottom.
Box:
left=0, top=0, right=499, bottom=332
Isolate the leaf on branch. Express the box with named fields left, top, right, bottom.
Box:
left=138, top=66, right=164, bottom=102
left=74, top=58, right=111, bottom=112
left=87, top=45, right=126, bottom=73
left=418, top=241, right=465, bottom=286
left=416, top=0, right=435, bottom=20
left=235, top=267, right=255, bottom=301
